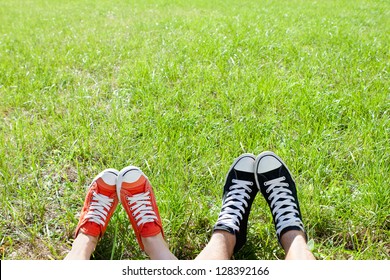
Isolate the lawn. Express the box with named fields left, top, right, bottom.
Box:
left=0, top=0, right=388, bottom=260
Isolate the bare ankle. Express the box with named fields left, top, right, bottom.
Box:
left=142, top=233, right=177, bottom=260
left=281, top=230, right=315, bottom=260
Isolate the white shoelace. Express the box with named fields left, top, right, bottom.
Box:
left=84, top=191, right=114, bottom=226
left=264, top=176, right=304, bottom=236
left=127, top=191, right=158, bottom=226
left=216, top=179, right=253, bottom=232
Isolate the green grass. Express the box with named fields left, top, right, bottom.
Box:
left=0, top=0, right=389, bottom=260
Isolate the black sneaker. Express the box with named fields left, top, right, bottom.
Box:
left=213, top=153, right=258, bottom=253
left=254, top=151, right=306, bottom=244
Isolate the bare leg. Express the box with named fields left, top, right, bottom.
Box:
left=64, top=233, right=98, bottom=260
left=195, top=231, right=236, bottom=260
left=142, top=233, right=177, bottom=260
left=281, top=230, right=315, bottom=260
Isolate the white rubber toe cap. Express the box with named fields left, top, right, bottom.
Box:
left=121, top=168, right=143, bottom=183
left=257, top=156, right=282, bottom=174
left=234, top=156, right=255, bottom=172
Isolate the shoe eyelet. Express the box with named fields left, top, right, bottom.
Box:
left=132, top=213, right=135, bottom=217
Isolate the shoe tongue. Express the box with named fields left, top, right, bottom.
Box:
left=140, top=221, right=161, bottom=237
left=80, top=221, right=101, bottom=237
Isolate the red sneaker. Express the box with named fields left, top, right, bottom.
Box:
left=74, top=169, right=119, bottom=238
left=116, top=166, right=164, bottom=250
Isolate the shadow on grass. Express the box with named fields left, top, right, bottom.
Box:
left=234, top=234, right=285, bottom=260
left=89, top=212, right=286, bottom=260
left=90, top=229, right=287, bottom=260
